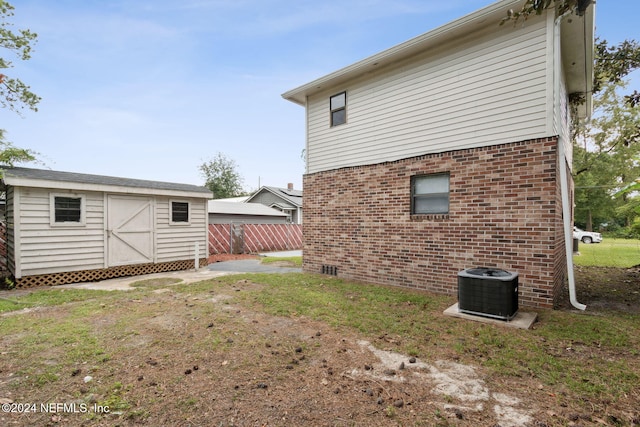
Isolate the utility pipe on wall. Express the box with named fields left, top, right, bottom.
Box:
left=555, top=10, right=586, bottom=310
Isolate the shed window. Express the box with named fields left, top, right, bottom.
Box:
left=330, top=92, right=346, bottom=127
left=411, top=173, right=450, bottom=215
left=171, top=201, right=190, bottom=224
left=50, top=194, right=86, bottom=226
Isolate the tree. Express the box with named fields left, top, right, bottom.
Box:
left=199, top=153, right=245, bottom=199
left=1, top=0, right=40, bottom=113
left=501, top=0, right=590, bottom=24
left=593, top=38, right=640, bottom=101
left=503, top=1, right=640, bottom=108
left=573, top=81, right=640, bottom=231
left=1, top=0, right=40, bottom=167
left=614, top=180, right=640, bottom=237
left=0, top=129, right=38, bottom=166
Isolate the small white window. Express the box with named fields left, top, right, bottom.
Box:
left=411, top=174, right=450, bottom=215
left=170, top=200, right=190, bottom=224
left=50, top=194, right=86, bottom=226
left=330, top=92, right=346, bottom=127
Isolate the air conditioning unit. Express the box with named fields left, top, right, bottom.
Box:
left=458, top=268, right=518, bottom=320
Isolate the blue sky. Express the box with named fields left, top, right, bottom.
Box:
left=2, top=0, right=639, bottom=192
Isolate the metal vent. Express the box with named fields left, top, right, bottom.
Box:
left=321, top=265, right=338, bottom=276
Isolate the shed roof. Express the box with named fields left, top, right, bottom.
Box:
left=1, top=167, right=212, bottom=199
left=208, top=200, right=288, bottom=217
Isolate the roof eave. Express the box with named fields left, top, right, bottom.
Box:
left=281, top=0, right=525, bottom=105
left=561, top=3, right=595, bottom=120
left=2, top=172, right=213, bottom=199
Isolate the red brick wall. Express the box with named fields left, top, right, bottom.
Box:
left=303, top=137, right=566, bottom=309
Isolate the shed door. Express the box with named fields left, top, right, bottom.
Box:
left=107, top=195, right=154, bottom=267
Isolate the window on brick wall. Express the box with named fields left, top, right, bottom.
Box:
left=330, top=91, right=346, bottom=127
left=411, top=173, right=450, bottom=215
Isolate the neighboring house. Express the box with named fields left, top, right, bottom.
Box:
left=1, top=167, right=212, bottom=288
left=208, top=200, right=289, bottom=224
left=282, top=0, right=594, bottom=309
left=246, top=184, right=303, bottom=224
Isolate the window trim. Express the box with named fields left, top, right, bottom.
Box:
left=50, top=193, right=86, bottom=227
left=330, top=91, right=347, bottom=127
left=411, top=173, right=450, bottom=216
left=170, top=200, right=191, bottom=225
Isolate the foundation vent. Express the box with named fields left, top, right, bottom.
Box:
left=321, top=265, right=338, bottom=276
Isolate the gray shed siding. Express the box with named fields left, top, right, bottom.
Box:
left=10, top=187, right=105, bottom=277
left=156, top=197, right=208, bottom=263
left=5, top=186, right=15, bottom=277
left=7, top=187, right=208, bottom=278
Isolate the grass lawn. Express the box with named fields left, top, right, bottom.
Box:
left=573, top=237, right=640, bottom=268
left=260, top=255, right=303, bottom=267
left=1, top=270, right=639, bottom=426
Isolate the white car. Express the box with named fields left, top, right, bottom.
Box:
left=573, top=227, right=602, bottom=244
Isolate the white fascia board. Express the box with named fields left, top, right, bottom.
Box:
left=3, top=177, right=212, bottom=199
left=282, top=0, right=525, bottom=105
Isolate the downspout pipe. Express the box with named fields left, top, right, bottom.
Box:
left=555, top=10, right=586, bottom=310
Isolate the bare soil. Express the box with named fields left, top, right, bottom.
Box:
left=208, top=254, right=261, bottom=263
left=563, top=265, right=640, bottom=313
left=0, top=264, right=638, bottom=427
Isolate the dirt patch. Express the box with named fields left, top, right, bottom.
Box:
left=562, top=265, right=640, bottom=313
left=1, top=269, right=639, bottom=426
left=208, top=254, right=260, bottom=263
left=263, top=260, right=299, bottom=268
left=0, top=278, right=546, bottom=427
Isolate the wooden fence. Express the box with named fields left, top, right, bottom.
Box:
left=208, top=223, right=302, bottom=254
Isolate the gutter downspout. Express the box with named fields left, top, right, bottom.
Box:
left=555, top=10, right=586, bottom=310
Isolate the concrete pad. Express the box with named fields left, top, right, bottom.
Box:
left=57, top=259, right=302, bottom=292
left=443, top=303, right=537, bottom=330
left=58, top=269, right=235, bottom=291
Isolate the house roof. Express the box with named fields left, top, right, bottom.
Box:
left=213, top=196, right=250, bottom=203
left=1, top=167, right=212, bottom=199
left=208, top=200, right=288, bottom=217
left=282, top=0, right=594, bottom=118
left=247, top=186, right=303, bottom=208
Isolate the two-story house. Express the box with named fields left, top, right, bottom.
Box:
left=282, top=0, right=594, bottom=309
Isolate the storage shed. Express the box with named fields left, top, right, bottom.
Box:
left=0, top=167, right=212, bottom=288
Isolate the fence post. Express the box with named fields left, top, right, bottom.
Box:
left=194, top=241, right=199, bottom=271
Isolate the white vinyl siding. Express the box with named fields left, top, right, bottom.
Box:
left=9, top=188, right=209, bottom=278
left=156, top=198, right=208, bottom=263
left=14, top=188, right=105, bottom=277
left=306, top=19, right=550, bottom=174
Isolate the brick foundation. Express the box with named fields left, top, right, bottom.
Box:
left=303, top=137, right=567, bottom=309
